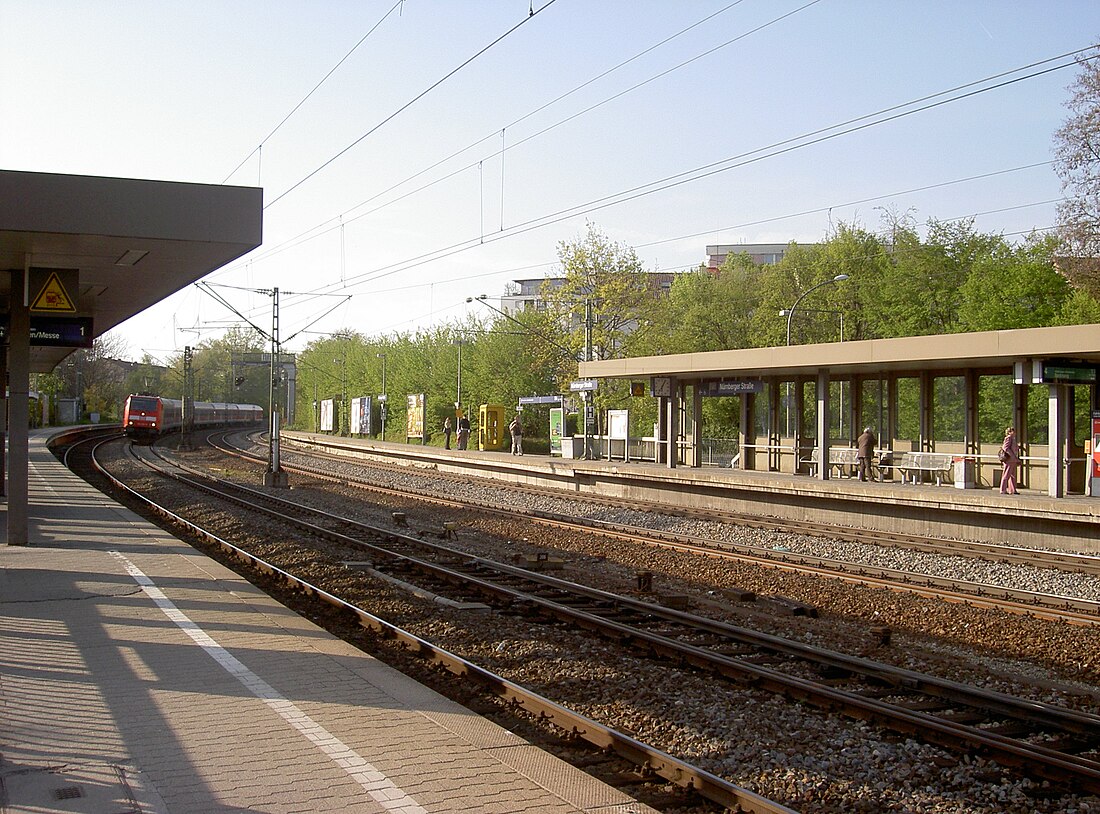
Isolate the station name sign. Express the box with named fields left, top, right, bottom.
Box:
left=519, top=395, right=563, bottom=405
left=0, top=315, right=94, bottom=348
left=569, top=379, right=599, bottom=392
left=699, top=379, right=764, bottom=397
left=1033, top=360, right=1098, bottom=385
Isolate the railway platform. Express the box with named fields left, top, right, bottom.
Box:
left=0, top=430, right=658, bottom=814
left=283, top=431, right=1100, bottom=554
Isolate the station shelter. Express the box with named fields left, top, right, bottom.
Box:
left=579, top=324, right=1100, bottom=499
left=1, top=169, right=262, bottom=545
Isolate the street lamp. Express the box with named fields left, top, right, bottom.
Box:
left=780, top=274, right=848, bottom=440
left=778, top=307, right=844, bottom=344
left=783, top=274, right=848, bottom=346
left=466, top=295, right=574, bottom=358
left=376, top=352, right=387, bottom=439
left=334, top=352, right=347, bottom=436
left=453, top=339, right=467, bottom=418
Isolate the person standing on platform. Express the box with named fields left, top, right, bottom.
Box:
left=509, top=413, right=523, bottom=455
left=999, top=426, right=1020, bottom=494
left=857, top=426, right=877, bottom=481
left=457, top=415, right=470, bottom=450
left=443, top=417, right=453, bottom=450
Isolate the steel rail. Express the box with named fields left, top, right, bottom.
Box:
left=284, top=433, right=1100, bottom=577
left=214, top=432, right=1100, bottom=625
left=127, top=437, right=1100, bottom=793
left=87, top=435, right=798, bottom=814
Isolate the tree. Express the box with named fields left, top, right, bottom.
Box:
left=1053, top=51, right=1100, bottom=297
left=543, top=224, right=657, bottom=365
left=646, top=253, right=765, bottom=354
left=954, top=233, right=1069, bottom=332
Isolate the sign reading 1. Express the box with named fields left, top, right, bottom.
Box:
left=0, top=315, right=94, bottom=348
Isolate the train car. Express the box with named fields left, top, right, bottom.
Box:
left=122, top=395, right=264, bottom=441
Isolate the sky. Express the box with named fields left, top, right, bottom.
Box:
left=3, top=1, right=1099, bottom=363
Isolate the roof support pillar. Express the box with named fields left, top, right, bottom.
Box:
left=6, top=266, right=30, bottom=546
left=738, top=391, right=756, bottom=471
left=794, top=377, right=807, bottom=474
left=665, top=380, right=678, bottom=469
left=767, top=378, right=781, bottom=472
left=1014, top=380, right=1029, bottom=490
left=690, top=384, right=703, bottom=468
left=849, top=374, right=863, bottom=446
left=919, top=371, right=934, bottom=452
left=964, top=369, right=979, bottom=458
left=885, top=375, right=898, bottom=453
left=816, top=368, right=831, bottom=481
left=1048, top=384, right=1070, bottom=498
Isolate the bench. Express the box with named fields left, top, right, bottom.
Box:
left=894, top=451, right=953, bottom=485
left=802, top=447, right=860, bottom=478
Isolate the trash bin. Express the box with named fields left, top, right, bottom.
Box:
left=952, top=456, right=975, bottom=489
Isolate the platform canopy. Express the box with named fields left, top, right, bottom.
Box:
left=579, top=324, right=1100, bottom=381
left=0, top=169, right=263, bottom=371
left=1, top=168, right=263, bottom=547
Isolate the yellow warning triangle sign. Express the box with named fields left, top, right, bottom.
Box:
left=30, top=271, right=77, bottom=312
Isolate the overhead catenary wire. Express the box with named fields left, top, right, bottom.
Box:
left=289, top=48, right=1096, bottom=299
left=220, top=0, right=406, bottom=186
left=218, top=0, right=819, bottom=271
left=263, top=0, right=560, bottom=211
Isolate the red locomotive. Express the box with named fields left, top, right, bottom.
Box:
left=122, top=394, right=264, bottom=441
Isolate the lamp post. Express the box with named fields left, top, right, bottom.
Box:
left=453, top=339, right=466, bottom=419
left=780, top=273, right=849, bottom=442
left=376, top=352, right=387, bottom=439
left=784, top=274, right=848, bottom=347
left=334, top=352, right=346, bottom=436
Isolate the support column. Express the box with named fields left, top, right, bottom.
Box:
left=964, top=369, right=979, bottom=456
left=886, top=375, right=898, bottom=452
left=1013, top=381, right=1029, bottom=489
left=739, top=392, right=756, bottom=471
left=665, top=380, right=678, bottom=469
left=7, top=267, right=30, bottom=545
left=656, top=395, right=668, bottom=464
left=1048, top=384, right=1066, bottom=498
left=849, top=375, right=863, bottom=446
left=691, top=384, right=703, bottom=468
left=768, top=378, right=781, bottom=472
left=816, top=368, right=831, bottom=481
left=919, top=370, right=933, bottom=451
left=793, top=377, right=806, bottom=474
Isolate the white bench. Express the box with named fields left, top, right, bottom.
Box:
left=894, top=451, right=953, bottom=485
left=802, top=447, right=860, bottom=478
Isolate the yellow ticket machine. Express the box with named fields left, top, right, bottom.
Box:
left=478, top=404, right=505, bottom=451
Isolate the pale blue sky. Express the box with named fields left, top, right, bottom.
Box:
left=2, top=1, right=1097, bottom=361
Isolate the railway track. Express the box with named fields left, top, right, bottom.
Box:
left=99, top=432, right=1100, bottom=795
left=69, top=432, right=794, bottom=814
left=283, top=433, right=1100, bottom=577
left=220, top=431, right=1100, bottom=626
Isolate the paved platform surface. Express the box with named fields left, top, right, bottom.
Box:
left=285, top=431, right=1099, bottom=553
left=0, top=431, right=657, bottom=814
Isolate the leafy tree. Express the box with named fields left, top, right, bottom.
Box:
left=954, top=233, right=1069, bottom=331
left=1053, top=51, right=1100, bottom=297
left=877, top=219, right=1000, bottom=337
left=542, top=224, right=657, bottom=363
left=647, top=253, right=764, bottom=354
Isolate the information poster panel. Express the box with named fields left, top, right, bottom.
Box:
left=406, top=393, right=425, bottom=442
left=350, top=396, right=373, bottom=435
left=608, top=409, right=629, bottom=462
left=1091, top=415, right=1100, bottom=497
left=549, top=407, right=564, bottom=455
left=320, top=399, right=334, bottom=433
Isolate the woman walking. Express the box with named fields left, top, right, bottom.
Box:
left=999, top=426, right=1020, bottom=495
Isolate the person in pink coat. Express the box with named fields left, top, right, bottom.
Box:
left=999, top=426, right=1020, bottom=494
